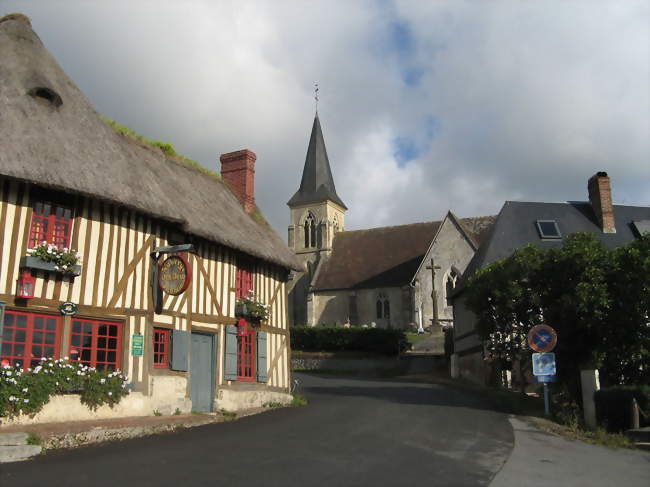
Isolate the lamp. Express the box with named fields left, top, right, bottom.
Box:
left=16, top=270, right=35, bottom=299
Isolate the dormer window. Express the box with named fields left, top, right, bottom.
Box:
left=28, top=87, right=63, bottom=108
left=29, top=199, right=74, bottom=249
left=536, top=220, right=562, bottom=240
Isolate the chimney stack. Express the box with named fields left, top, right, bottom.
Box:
left=588, top=172, right=616, bottom=233
left=220, top=149, right=256, bottom=213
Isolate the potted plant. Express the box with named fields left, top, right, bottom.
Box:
left=20, top=241, right=82, bottom=276
left=235, top=292, right=270, bottom=325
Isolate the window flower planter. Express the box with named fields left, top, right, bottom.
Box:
left=235, top=298, right=268, bottom=325
left=20, top=256, right=81, bottom=277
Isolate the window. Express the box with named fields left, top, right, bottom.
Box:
left=0, top=311, right=61, bottom=367
left=70, top=318, right=122, bottom=371
left=29, top=200, right=73, bottom=249
left=153, top=328, right=170, bottom=369
left=376, top=292, right=389, bottom=320
left=237, top=320, right=256, bottom=382
left=236, top=257, right=255, bottom=299
left=536, top=220, right=562, bottom=240
left=446, top=269, right=459, bottom=306
left=304, top=213, right=317, bottom=248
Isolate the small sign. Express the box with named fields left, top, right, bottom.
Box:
left=131, top=333, right=144, bottom=356
left=59, top=301, right=78, bottom=316
left=532, top=352, right=556, bottom=376
left=528, top=324, right=557, bottom=353
left=158, top=255, right=191, bottom=296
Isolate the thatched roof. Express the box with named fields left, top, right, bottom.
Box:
left=0, top=16, right=301, bottom=271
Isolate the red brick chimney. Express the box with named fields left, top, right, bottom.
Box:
left=588, top=172, right=616, bottom=233
left=220, top=149, right=256, bottom=213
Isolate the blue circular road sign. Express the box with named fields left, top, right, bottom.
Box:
left=528, top=325, right=557, bottom=353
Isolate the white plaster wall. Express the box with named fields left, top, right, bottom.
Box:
left=312, top=290, right=349, bottom=326
left=216, top=390, right=292, bottom=411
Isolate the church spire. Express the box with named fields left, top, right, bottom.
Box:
left=287, top=114, right=347, bottom=209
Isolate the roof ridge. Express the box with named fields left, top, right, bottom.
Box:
left=341, top=220, right=440, bottom=234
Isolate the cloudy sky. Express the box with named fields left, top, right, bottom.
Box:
left=5, top=1, right=649, bottom=237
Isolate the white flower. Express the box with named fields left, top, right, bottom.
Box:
left=24, top=399, right=29, bottom=403
left=21, top=388, right=28, bottom=393
left=100, top=378, right=106, bottom=384
left=26, top=248, right=34, bottom=254
left=6, top=371, right=11, bottom=376
left=107, top=391, right=112, bottom=396
left=63, top=356, right=69, bottom=361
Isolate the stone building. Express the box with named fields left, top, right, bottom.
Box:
left=286, top=114, right=494, bottom=339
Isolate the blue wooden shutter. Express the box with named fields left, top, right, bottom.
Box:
left=225, top=325, right=238, bottom=380
left=170, top=330, right=189, bottom=371
left=257, top=331, right=267, bottom=383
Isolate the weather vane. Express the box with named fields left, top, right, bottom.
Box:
left=314, top=82, right=319, bottom=113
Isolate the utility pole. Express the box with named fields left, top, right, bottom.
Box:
left=426, top=258, right=441, bottom=328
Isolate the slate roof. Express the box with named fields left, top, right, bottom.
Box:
left=287, top=115, right=347, bottom=209
left=0, top=15, right=302, bottom=271
left=312, top=216, right=496, bottom=291
left=459, top=200, right=650, bottom=289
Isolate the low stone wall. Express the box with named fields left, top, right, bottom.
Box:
left=292, top=353, right=446, bottom=375
left=1, top=391, right=193, bottom=426
left=216, top=389, right=293, bottom=411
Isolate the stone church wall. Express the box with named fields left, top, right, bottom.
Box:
left=412, top=216, right=476, bottom=331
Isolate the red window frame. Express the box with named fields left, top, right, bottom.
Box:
left=69, top=318, right=123, bottom=371
left=29, top=200, right=74, bottom=249
left=0, top=311, right=62, bottom=368
left=236, top=258, right=255, bottom=299
left=153, top=328, right=170, bottom=369
left=237, top=320, right=256, bottom=382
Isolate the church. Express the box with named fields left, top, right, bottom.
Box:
left=286, top=113, right=495, bottom=346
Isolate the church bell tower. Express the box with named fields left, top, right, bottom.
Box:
left=287, top=113, right=347, bottom=325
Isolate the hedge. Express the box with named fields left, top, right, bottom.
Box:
left=594, top=385, right=650, bottom=432
left=290, top=326, right=408, bottom=356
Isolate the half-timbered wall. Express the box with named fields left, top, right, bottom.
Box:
left=0, top=178, right=290, bottom=396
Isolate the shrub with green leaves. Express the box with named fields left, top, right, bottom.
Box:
left=0, top=358, right=129, bottom=418
left=290, top=327, right=407, bottom=355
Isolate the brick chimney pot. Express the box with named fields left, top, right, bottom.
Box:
left=220, top=149, right=256, bottom=213
left=588, top=172, right=616, bottom=233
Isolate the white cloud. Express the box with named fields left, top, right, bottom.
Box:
left=3, top=0, right=648, bottom=237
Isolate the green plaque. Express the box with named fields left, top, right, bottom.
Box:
left=131, top=333, right=144, bottom=356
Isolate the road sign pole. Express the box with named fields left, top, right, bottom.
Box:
left=543, top=383, right=550, bottom=416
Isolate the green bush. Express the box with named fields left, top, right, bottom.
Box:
left=290, top=326, right=407, bottom=355
left=0, top=358, right=130, bottom=418
left=594, top=385, right=650, bottom=432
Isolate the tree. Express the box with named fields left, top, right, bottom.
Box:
left=601, top=234, right=650, bottom=385
left=534, top=233, right=613, bottom=401
left=465, top=245, right=544, bottom=390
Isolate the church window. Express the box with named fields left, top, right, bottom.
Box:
left=304, top=213, right=317, bottom=248
left=377, top=292, right=389, bottom=319
left=445, top=269, right=459, bottom=306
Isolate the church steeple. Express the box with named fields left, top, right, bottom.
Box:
left=288, top=114, right=347, bottom=210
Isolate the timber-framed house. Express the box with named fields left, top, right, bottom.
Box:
left=0, top=15, right=302, bottom=420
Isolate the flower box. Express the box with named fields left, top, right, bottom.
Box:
left=20, top=256, right=81, bottom=276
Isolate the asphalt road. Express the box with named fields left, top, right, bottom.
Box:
left=0, top=373, right=514, bottom=487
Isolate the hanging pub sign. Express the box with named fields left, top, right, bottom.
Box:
left=158, top=254, right=191, bottom=296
